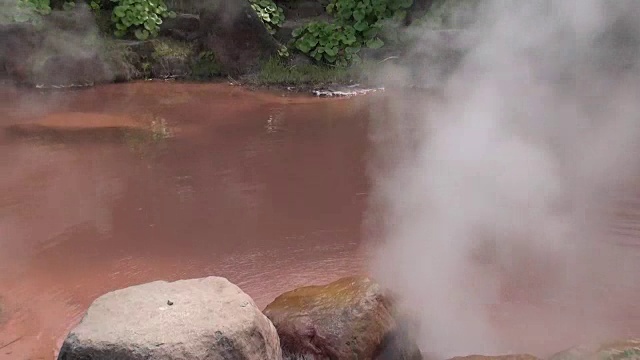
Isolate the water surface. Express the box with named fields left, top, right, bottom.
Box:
left=0, top=82, right=639, bottom=359
left=0, top=82, right=372, bottom=358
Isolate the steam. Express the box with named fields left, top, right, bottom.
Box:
left=1, top=1, right=114, bottom=86
left=369, top=0, right=640, bottom=357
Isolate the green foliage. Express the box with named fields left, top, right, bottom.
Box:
left=151, top=38, right=192, bottom=60
left=110, top=0, right=176, bottom=40
left=99, top=39, right=142, bottom=81
left=191, top=51, right=221, bottom=79
left=249, top=0, right=284, bottom=35
left=9, top=0, right=51, bottom=24
left=327, top=0, right=412, bottom=38
left=292, top=22, right=360, bottom=66
left=20, top=0, right=51, bottom=14
left=257, top=57, right=354, bottom=86
left=89, top=0, right=100, bottom=11
left=292, top=0, right=413, bottom=65
left=62, top=1, right=75, bottom=10
left=277, top=44, right=289, bottom=59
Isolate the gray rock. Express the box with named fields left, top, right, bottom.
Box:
left=280, top=0, right=326, bottom=19
left=35, top=53, right=112, bottom=87
left=160, top=13, right=201, bottom=41
left=0, top=22, right=44, bottom=84
left=57, top=276, right=282, bottom=360
left=151, top=56, right=191, bottom=79
left=199, top=0, right=281, bottom=76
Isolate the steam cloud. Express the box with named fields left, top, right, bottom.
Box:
left=368, top=0, right=640, bottom=357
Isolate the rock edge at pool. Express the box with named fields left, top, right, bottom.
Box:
left=56, top=276, right=640, bottom=360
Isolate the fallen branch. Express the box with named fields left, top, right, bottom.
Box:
left=0, top=336, right=23, bottom=351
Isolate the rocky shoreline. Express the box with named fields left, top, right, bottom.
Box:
left=55, top=275, right=640, bottom=360
left=0, top=0, right=472, bottom=93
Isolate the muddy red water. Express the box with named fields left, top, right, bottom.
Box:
left=0, top=82, right=372, bottom=359
left=0, top=82, right=638, bottom=360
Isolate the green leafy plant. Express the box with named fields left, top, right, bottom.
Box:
left=191, top=51, right=221, bottom=79
left=258, top=57, right=354, bottom=86
left=291, top=0, right=412, bottom=65
left=249, top=0, right=284, bottom=35
left=292, top=21, right=360, bottom=66
left=89, top=0, right=100, bottom=11
left=327, top=0, right=412, bottom=42
left=62, top=1, right=75, bottom=10
left=277, top=44, right=289, bottom=59
left=12, top=0, right=51, bottom=24
left=110, top=0, right=176, bottom=40
left=21, top=0, right=51, bottom=14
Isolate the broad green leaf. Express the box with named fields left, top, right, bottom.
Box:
left=296, top=41, right=311, bottom=53
left=353, top=21, right=368, bottom=32
left=114, top=6, right=126, bottom=17
left=291, top=27, right=304, bottom=37
left=324, top=54, right=337, bottom=63
left=324, top=47, right=337, bottom=56
left=366, top=37, right=384, bottom=49
left=13, top=13, right=30, bottom=22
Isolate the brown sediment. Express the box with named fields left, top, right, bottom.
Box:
left=3, top=112, right=161, bottom=143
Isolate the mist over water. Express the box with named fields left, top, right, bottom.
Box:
left=368, top=0, right=640, bottom=357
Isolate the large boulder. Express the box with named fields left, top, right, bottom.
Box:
left=0, top=23, right=43, bottom=84
left=263, top=276, right=422, bottom=360
left=57, top=276, right=283, bottom=360
left=199, top=0, right=280, bottom=76
left=34, top=53, right=111, bottom=87
left=1, top=5, right=109, bottom=86
left=547, top=339, right=640, bottom=360
left=160, top=13, right=201, bottom=41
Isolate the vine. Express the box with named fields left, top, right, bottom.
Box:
left=110, top=0, right=175, bottom=40
left=249, top=0, right=285, bottom=35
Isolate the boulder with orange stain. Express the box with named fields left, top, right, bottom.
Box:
left=263, top=276, right=422, bottom=360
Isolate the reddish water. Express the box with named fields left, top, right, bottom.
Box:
left=0, top=82, right=638, bottom=359
left=0, top=82, right=372, bottom=359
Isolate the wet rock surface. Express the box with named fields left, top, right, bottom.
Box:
left=160, top=13, right=201, bottom=41
left=199, top=0, right=280, bottom=76
left=57, top=276, right=282, bottom=360
left=151, top=56, right=191, bottom=79
left=0, top=23, right=43, bottom=84
left=35, top=54, right=111, bottom=88
left=0, top=5, right=115, bottom=87
left=263, top=276, right=421, bottom=360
